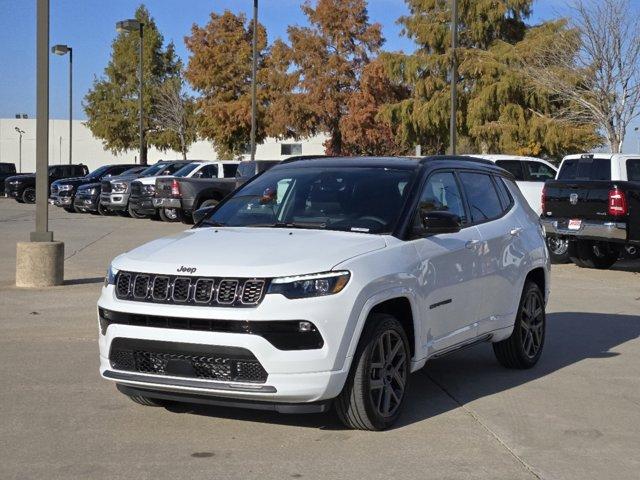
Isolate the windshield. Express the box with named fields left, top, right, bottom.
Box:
left=200, top=166, right=415, bottom=234
left=173, top=163, right=200, bottom=177
left=140, top=163, right=167, bottom=177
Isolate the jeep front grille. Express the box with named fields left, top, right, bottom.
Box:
left=109, top=338, right=268, bottom=383
left=114, top=271, right=268, bottom=307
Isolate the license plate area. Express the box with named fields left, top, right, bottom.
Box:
left=568, top=219, right=582, bottom=230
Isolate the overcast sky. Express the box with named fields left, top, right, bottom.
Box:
left=0, top=0, right=637, bottom=152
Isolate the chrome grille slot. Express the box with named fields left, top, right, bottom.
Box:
left=217, top=280, right=239, bottom=304
left=152, top=276, right=170, bottom=300
left=116, top=272, right=131, bottom=297
left=241, top=280, right=265, bottom=305
left=194, top=279, right=215, bottom=303
left=133, top=275, right=150, bottom=299
left=172, top=278, right=191, bottom=302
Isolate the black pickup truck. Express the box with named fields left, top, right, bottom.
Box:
left=4, top=164, right=89, bottom=204
left=0, top=163, right=17, bottom=196
left=541, top=153, right=640, bottom=269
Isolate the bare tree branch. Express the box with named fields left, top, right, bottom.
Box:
left=154, top=77, right=196, bottom=159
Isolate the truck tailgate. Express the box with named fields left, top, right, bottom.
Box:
left=544, top=180, right=614, bottom=221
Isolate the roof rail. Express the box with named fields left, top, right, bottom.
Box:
left=421, top=154, right=497, bottom=166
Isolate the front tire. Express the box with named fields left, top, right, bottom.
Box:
left=335, top=313, right=410, bottom=431
left=493, top=281, right=545, bottom=369
left=546, top=235, right=570, bottom=264
left=569, top=240, right=620, bottom=269
left=128, top=203, right=148, bottom=219
left=22, top=188, right=36, bottom=204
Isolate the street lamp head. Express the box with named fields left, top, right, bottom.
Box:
left=116, top=19, right=143, bottom=33
left=51, top=44, right=71, bottom=55
left=14, top=127, right=25, bottom=134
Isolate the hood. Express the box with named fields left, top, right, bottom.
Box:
left=77, top=181, right=101, bottom=191
left=108, top=173, right=143, bottom=184
left=113, top=227, right=387, bottom=278
left=52, top=176, right=90, bottom=188
left=5, top=174, right=35, bottom=182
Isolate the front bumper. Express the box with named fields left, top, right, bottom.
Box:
left=48, top=194, right=73, bottom=207
left=542, top=218, right=627, bottom=243
left=98, top=285, right=353, bottom=404
left=100, top=192, right=129, bottom=210
left=6, top=185, right=22, bottom=198
left=74, top=193, right=99, bottom=211
left=129, top=194, right=156, bottom=215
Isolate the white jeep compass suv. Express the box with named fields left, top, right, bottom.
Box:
left=98, top=156, right=550, bottom=430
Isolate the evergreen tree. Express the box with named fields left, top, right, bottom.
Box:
left=84, top=5, right=182, bottom=163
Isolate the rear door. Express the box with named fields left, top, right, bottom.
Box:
left=412, top=171, right=483, bottom=353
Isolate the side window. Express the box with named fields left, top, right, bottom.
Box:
left=414, top=172, right=466, bottom=229
left=495, top=160, right=525, bottom=181
left=196, top=164, right=218, bottom=179
left=164, top=163, right=184, bottom=175
left=222, top=163, right=238, bottom=178
left=459, top=172, right=504, bottom=223
left=524, top=161, right=556, bottom=181
left=49, top=166, right=62, bottom=177
left=627, top=159, right=640, bottom=181
left=493, top=176, right=513, bottom=212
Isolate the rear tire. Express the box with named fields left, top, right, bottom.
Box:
left=546, top=235, right=570, bottom=264
left=199, top=199, right=219, bottom=209
left=128, top=203, right=148, bottom=219
left=22, top=187, right=36, bottom=204
left=335, top=313, right=410, bottom=431
left=493, top=281, right=545, bottom=369
left=569, top=240, right=620, bottom=269
left=159, top=208, right=179, bottom=222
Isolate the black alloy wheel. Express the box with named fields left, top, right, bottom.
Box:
left=22, top=188, right=36, bottom=204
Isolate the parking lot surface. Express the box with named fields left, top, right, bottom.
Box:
left=1, top=198, right=639, bottom=480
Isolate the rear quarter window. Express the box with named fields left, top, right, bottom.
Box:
left=627, top=160, right=640, bottom=181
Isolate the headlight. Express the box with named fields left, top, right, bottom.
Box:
left=267, top=271, right=350, bottom=299
left=104, top=264, right=118, bottom=287
left=142, top=184, right=155, bottom=194
left=112, top=182, right=127, bottom=193
left=58, top=184, right=74, bottom=191
left=10, top=180, right=20, bottom=185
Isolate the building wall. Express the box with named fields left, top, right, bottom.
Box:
left=0, top=118, right=328, bottom=173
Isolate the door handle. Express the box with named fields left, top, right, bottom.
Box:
left=465, top=239, right=480, bottom=249
left=510, top=227, right=523, bottom=236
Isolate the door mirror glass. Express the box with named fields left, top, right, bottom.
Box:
left=192, top=206, right=217, bottom=224
left=421, top=211, right=461, bottom=235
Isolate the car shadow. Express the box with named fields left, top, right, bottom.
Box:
left=64, top=277, right=105, bottom=286
left=611, top=258, right=640, bottom=273
left=161, top=312, right=640, bottom=430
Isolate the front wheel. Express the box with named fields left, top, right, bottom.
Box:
left=493, top=281, right=546, bottom=369
left=569, top=240, right=620, bottom=269
left=22, top=188, right=36, bottom=204
left=335, top=313, right=410, bottom=431
left=546, top=235, right=570, bottom=264
left=159, top=208, right=179, bottom=222
left=128, top=203, right=148, bottom=219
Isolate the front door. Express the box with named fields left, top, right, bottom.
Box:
left=411, top=171, right=483, bottom=355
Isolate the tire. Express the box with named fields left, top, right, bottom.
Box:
left=199, top=199, right=219, bottom=209
left=97, top=203, right=111, bottom=216
left=546, top=235, right=570, bottom=264
left=128, top=203, right=148, bottom=219
left=126, top=394, right=166, bottom=407
left=569, top=240, right=620, bottom=269
left=22, top=187, right=36, bottom=204
left=63, top=206, right=76, bottom=213
left=15, top=197, right=25, bottom=204
left=159, top=208, right=179, bottom=222
left=335, top=313, right=410, bottom=431
left=493, top=281, right=545, bottom=369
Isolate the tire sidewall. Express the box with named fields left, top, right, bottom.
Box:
left=512, top=283, right=546, bottom=367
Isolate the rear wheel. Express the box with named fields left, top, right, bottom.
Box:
left=128, top=203, right=148, bottom=219
left=569, top=240, right=620, bottom=269
left=159, top=208, right=179, bottom=222
left=335, top=313, right=410, bottom=431
left=22, top=188, right=36, bottom=204
left=199, top=199, right=219, bottom=209
left=546, top=235, right=570, bottom=264
left=493, top=281, right=545, bottom=369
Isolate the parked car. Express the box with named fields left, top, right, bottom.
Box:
left=132, top=161, right=238, bottom=222
left=5, top=164, right=88, bottom=204
left=0, top=163, right=17, bottom=196
left=541, top=153, right=640, bottom=268
left=100, top=160, right=191, bottom=217
left=49, top=164, right=138, bottom=213
left=74, top=166, right=147, bottom=215
left=463, top=155, right=557, bottom=214
left=99, top=155, right=549, bottom=430
left=153, top=161, right=243, bottom=223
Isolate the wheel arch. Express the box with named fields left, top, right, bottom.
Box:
left=525, top=267, right=547, bottom=302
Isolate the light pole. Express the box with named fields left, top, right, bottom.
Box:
left=635, top=127, right=639, bottom=153
left=51, top=44, right=72, bottom=164
left=116, top=19, right=146, bottom=165
left=250, top=0, right=258, bottom=161
left=449, top=0, right=458, bottom=155
left=14, top=127, right=25, bottom=173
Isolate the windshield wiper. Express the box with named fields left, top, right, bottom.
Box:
left=243, top=222, right=327, bottom=230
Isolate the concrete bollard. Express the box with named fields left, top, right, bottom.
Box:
left=15, top=241, right=64, bottom=287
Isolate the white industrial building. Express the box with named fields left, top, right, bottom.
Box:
left=0, top=117, right=329, bottom=173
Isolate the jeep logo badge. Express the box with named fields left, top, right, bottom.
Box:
left=176, top=266, right=197, bottom=274
left=569, top=193, right=578, bottom=205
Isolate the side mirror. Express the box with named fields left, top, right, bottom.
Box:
left=192, top=206, right=217, bottom=225
left=420, top=211, right=461, bottom=236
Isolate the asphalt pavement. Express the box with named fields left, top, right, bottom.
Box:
left=1, top=198, right=639, bottom=480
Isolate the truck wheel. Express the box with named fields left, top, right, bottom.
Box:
left=22, top=188, right=36, bottom=204
left=97, top=203, right=110, bottom=216
left=493, top=281, right=545, bottom=369
left=570, top=240, right=620, bottom=269
left=335, top=313, right=410, bottom=431
left=159, top=208, right=179, bottom=222
left=126, top=394, right=166, bottom=407
left=128, top=203, right=147, bottom=219
left=199, top=199, right=219, bottom=209
left=15, top=197, right=25, bottom=204
left=63, top=206, right=76, bottom=213
left=546, top=235, right=570, bottom=264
